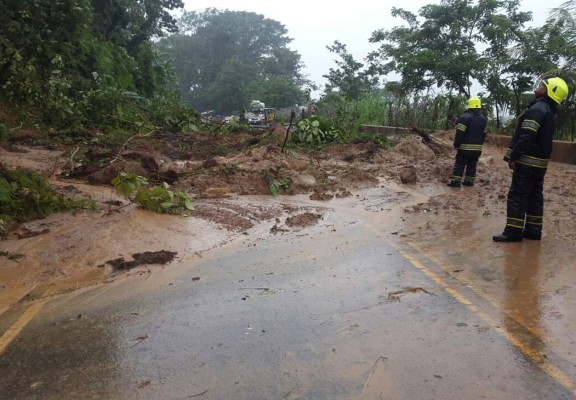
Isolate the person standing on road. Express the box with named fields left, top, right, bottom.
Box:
left=447, top=97, right=488, bottom=187
left=493, top=76, right=569, bottom=242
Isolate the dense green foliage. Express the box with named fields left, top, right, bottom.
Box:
left=157, top=8, right=310, bottom=113
left=317, top=91, right=467, bottom=134
left=325, top=0, right=576, bottom=139
left=369, top=0, right=531, bottom=97
left=3, top=0, right=575, bottom=140
left=0, top=0, right=197, bottom=134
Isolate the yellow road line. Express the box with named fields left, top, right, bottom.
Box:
left=0, top=302, right=45, bottom=356
left=405, top=239, right=550, bottom=341
left=397, top=244, right=576, bottom=395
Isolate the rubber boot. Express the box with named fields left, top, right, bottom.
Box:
left=492, top=233, right=523, bottom=242
left=523, top=230, right=542, bottom=240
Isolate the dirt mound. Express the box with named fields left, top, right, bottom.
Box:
left=2, top=128, right=459, bottom=198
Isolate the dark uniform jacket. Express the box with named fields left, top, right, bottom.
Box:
left=454, top=110, right=488, bottom=151
left=504, top=98, right=557, bottom=170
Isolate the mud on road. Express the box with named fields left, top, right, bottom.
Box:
left=1, top=127, right=576, bottom=313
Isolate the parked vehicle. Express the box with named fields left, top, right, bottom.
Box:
left=246, top=112, right=264, bottom=125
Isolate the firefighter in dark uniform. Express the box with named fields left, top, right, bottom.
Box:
left=447, top=97, right=488, bottom=187
left=493, top=76, right=569, bottom=242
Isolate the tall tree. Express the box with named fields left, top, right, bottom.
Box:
left=158, top=8, right=307, bottom=112
left=542, top=1, right=576, bottom=138
left=323, top=40, right=380, bottom=99
left=92, top=0, right=183, bottom=50
left=368, top=0, right=531, bottom=97
left=505, top=26, right=559, bottom=114
left=476, top=2, right=532, bottom=126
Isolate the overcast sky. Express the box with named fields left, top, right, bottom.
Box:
left=181, top=0, right=564, bottom=99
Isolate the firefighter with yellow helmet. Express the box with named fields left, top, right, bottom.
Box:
left=447, top=96, right=488, bottom=187
left=493, top=76, right=569, bottom=242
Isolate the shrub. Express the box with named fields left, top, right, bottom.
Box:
left=291, top=117, right=343, bottom=144
left=0, top=165, right=94, bottom=235
left=111, top=172, right=194, bottom=214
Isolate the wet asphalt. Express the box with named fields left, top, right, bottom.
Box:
left=0, top=191, right=575, bottom=400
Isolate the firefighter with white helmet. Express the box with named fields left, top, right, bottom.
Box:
left=447, top=96, right=488, bottom=187
left=493, top=76, right=569, bottom=242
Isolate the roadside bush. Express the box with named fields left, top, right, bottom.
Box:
left=0, top=165, right=94, bottom=235
left=317, top=92, right=467, bottom=133
left=111, top=172, right=194, bottom=214
left=291, top=117, right=343, bottom=144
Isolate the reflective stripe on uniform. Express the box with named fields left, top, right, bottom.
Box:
left=516, top=155, right=549, bottom=169
left=506, top=217, right=525, bottom=229
left=521, top=119, right=540, bottom=133
left=504, top=148, right=512, bottom=161
left=526, top=215, right=543, bottom=226
left=458, top=144, right=483, bottom=151
left=456, top=123, right=467, bottom=131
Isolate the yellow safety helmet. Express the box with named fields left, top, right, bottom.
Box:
left=467, top=97, right=482, bottom=109
left=542, top=76, right=569, bottom=104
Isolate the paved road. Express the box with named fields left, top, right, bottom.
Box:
left=0, top=192, right=575, bottom=400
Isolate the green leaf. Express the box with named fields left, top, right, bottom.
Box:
left=183, top=199, right=195, bottom=210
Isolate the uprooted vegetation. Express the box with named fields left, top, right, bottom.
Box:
left=0, top=164, right=95, bottom=235
left=111, top=172, right=194, bottom=214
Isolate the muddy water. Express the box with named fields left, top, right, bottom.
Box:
left=1, top=179, right=576, bottom=399
left=402, top=199, right=576, bottom=388
left=278, top=182, right=576, bottom=378
left=0, top=202, right=235, bottom=314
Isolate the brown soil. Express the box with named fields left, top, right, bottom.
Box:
left=2, top=125, right=576, bottom=312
